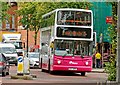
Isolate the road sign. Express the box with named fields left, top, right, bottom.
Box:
left=17, top=56, right=23, bottom=75
left=18, top=57, right=23, bottom=63
left=106, top=16, right=112, bottom=24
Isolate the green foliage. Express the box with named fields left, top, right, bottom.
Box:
left=105, top=53, right=116, bottom=81
left=108, top=25, right=117, bottom=52
left=105, top=60, right=116, bottom=81
left=17, top=2, right=92, bottom=45
left=42, top=2, right=92, bottom=13
left=18, top=2, right=47, bottom=45
left=18, top=2, right=92, bottom=28
left=105, top=2, right=117, bottom=81
left=106, top=24, right=117, bottom=81
left=0, top=2, right=10, bottom=22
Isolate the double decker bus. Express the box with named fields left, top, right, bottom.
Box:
left=40, top=8, right=93, bottom=76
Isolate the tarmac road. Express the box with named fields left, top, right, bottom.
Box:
left=1, top=65, right=108, bottom=84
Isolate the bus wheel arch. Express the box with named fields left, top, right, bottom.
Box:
left=41, top=58, right=45, bottom=72
left=81, top=72, right=86, bottom=76
left=48, top=58, right=54, bottom=74
left=48, top=58, right=51, bottom=73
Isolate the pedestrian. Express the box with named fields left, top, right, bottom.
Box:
left=92, top=48, right=96, bottom=68
left=92, top=53, right=96, bottom=68
left=95, top=51, right=102, bottom=68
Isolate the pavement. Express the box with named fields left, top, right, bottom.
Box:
left=92, top=68, right=105, bottom=73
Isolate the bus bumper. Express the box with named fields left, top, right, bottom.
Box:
left=52, top=65, right=92, bottom=72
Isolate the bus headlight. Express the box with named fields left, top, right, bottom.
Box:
left=85, top=61, right=89, bottom=65
left=57, top=60, right=61, bottom=64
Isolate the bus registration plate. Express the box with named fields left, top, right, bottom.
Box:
left=68, top=68, right=77, bottom=70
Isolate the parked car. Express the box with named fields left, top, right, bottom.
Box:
left=0, top=53, right=10, bottom=76
left=28, top=52, right=40, bottom=68
left=0, top=43, right=18, bottom=66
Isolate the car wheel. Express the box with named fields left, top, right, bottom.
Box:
left=41, top=66, right=45, bottom=72
left=2, top=72, right=6, bottom=76
left=81, top=72, right=86, bottom=76
left=48, top=58, right=52, bottom=74
left=6, top=72, right=9, bottom=75
left=15, top=63, right=17, bottom=66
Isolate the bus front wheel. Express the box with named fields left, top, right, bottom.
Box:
left=81, top=72, right=86, bottom=76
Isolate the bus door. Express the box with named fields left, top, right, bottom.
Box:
left=41, top=43, right=49, bottom=69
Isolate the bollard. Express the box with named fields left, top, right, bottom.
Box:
left=23, top=56, right=30, bottom=75
left=17, top=56, right=24, bottom=76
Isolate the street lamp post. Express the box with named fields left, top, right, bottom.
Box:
left=27, top=28, right=28, bottom=57
left=117, top=0, right=120, bottom=83
left=24, top=25, right=29, bottom=57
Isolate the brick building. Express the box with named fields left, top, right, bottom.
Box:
left=0, top=2, right=40, bottom=51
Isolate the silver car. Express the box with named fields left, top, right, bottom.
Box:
left=0, top=53, right=10, bottom=76
left=28, top=52, right=40, bottom=68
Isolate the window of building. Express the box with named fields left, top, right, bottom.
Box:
left=12, top=15, right=15, bottom=29
left=6, top=20, right=10, bottom=29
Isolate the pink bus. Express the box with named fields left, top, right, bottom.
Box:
left=40, top=8, right=93, bottom=76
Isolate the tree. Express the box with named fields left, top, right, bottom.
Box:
left=18, top=2, right=47, bottom=45
left=17, top=2, right=92, bottom=45
left=0, top=2, right=10, bottom=26
left=105, top=2, right=118, bottom=81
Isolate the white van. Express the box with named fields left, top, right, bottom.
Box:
left=0, top=43, right=18, bottom=66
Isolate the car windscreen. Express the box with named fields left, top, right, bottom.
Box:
left=28, top=53, right=39, bottom=58
left=0, top=47, right=17, bottom=54
left=4, top=42, right=23, bottom=49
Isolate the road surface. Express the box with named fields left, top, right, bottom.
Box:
left=1, top=65, right=108, bottom=84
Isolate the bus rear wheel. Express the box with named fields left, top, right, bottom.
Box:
left=81, top=72, right=86, bottom=76
left=41, top=68, right=45, bottom=72
left=48, top=58, right=53, bottom=74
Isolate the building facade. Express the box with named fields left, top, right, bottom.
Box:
left=0, top=2, right=40, bottom=52
left=0, top=2, right=112, bottom=54
left=91, top=2, right=112, bottom=54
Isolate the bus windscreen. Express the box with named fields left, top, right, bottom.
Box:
left=57, top=10, right=91, bottom=26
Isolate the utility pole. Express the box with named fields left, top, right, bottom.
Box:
left=117, top=0, right=120, bottom=83
left=24, top=25, right=29, bottom=57
left=27, top=28, right=28, bottom=57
